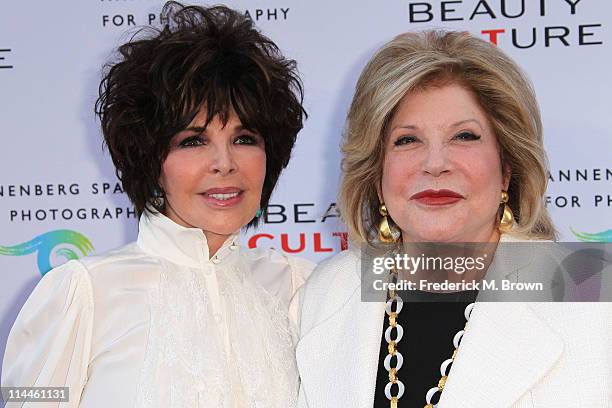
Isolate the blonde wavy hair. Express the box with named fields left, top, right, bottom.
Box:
left=339, top=30, right=556, bottom=244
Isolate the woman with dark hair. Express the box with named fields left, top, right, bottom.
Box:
left=2, top=2, right=312, bottom=407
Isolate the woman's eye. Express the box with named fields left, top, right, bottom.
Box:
left=454, top=131, right=481, bottom=141
left=394, top=135, right=418, bottom=146
left=234, top=134, right=258, bottom=145
left=179, top=135, right=204, bottom=147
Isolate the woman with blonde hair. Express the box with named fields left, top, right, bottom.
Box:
left=296, top=30, right=611, bottom=408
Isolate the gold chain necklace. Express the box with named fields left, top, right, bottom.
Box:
left=383, top=269, right=475, bottom=408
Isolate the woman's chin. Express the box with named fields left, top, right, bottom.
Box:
left=188, top=212, right=252, bottom=236
left=201, top=223, right=243, bottom=237
left=401, top=226, right=463, bottom=243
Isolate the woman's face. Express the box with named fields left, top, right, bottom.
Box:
left=381, top=83, right=509, bottom=243
left=159, top=108, right=266, bottom=247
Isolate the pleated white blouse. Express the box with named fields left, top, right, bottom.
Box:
left=2, top=210, right=314, bottom=408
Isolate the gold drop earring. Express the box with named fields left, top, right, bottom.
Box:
left=379, top=204, right=399, bottom=243
left=499, top=190, right=514, bottom=232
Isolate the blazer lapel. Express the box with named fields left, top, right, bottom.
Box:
left=439, top=236, right=565, bottom=407
left=437, top=301, right=564, bottom=407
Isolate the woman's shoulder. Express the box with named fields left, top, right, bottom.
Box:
left=77, top=241, right=152, bottom=273
left=12, top=249, right=137, bottom=340
left=35, top=259, right=94, bottom=304
left=299, top=248, right=362, bottom=304
left=499, top=231, right=554, bottom=243
left=498, top=232, right=612, bottom=302
left=54, top=238, right=161, bottom=285
left=309, top=248, right=360, bottom=281
left=242, top=246, right=315, bottom=277
left=240, top=246, right=316, bottom=303
left=49, top=242, right=163, bottom=314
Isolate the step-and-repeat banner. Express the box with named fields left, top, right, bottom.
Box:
left=1, top=0, right=610, bottom=382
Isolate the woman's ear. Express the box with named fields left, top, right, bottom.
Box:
left=502, top=163, right=511, bottom=190
left=157, top=173, right=166, bottom=193
left=376, top=180, right=383, bottom=204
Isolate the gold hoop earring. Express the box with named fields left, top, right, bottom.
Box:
left=499, top=190, right=514, bottom=232
left=379, top=204, right=400, bottom=243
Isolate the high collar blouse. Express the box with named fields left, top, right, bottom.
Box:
left=2, top=210, right=314, bottom=408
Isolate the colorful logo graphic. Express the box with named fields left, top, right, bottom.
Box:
left=571, top=228, right=612, bottom=243
left=0, top=230, right=95, bottom=275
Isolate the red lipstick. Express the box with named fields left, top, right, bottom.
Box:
left=410, top=189, right=464, bottom=206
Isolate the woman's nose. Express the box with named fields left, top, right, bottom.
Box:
left=422, top=143, right=451, bottom=177
left=210, top=144, right=237, bottom=175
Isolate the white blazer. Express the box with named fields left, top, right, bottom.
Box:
left=296, top=235, right=612, bottom=408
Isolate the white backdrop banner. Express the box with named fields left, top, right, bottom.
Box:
left=1, top=0, right=611, bottom=385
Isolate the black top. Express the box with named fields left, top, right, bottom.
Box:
left=373, top=289, right=478, bottom=408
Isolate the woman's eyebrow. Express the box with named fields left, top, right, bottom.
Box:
left=183, top=124, right=251, bottom=133
left=390, top=119, right=484, bottom=133
left=450, top=118, right=483, bottom=130
left=389, top=124, right=418, bottom=132
left=184, top=126, right=206, bottom=132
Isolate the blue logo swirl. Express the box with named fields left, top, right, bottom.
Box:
left=0, top=230, right=95, bottom=275
left=571, top=228, right=612, bottom=243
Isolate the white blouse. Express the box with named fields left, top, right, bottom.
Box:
left=2, top=210, right=314, bottom=408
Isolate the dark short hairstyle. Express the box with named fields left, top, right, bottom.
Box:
left=95, top=1, right=305, bottom=227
